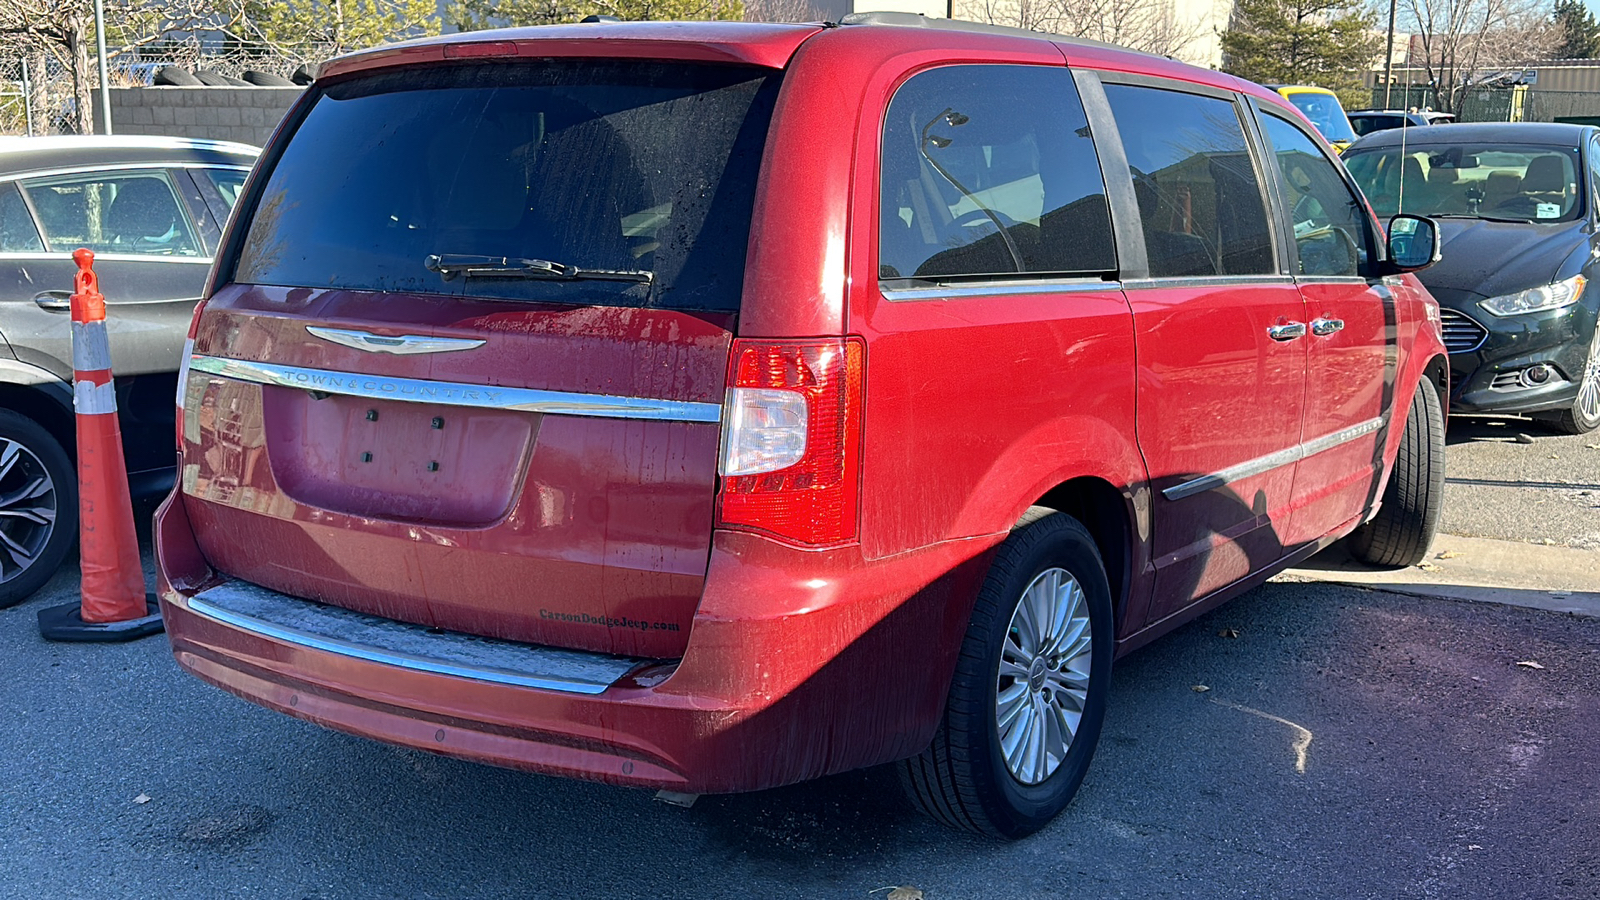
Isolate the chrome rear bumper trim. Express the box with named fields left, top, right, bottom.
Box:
left=189, top=355, right=722, bottom=423
left=185, top=581, right=648, bottom=695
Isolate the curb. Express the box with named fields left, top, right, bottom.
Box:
left=1274, top=533, right=1600, bottom=618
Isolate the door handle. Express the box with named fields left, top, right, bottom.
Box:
left=1310, top=317, right=1345, bottom=336
left=32, top=290, right=72, bottom=312
left=1268, top=322, right=1307, bottom=341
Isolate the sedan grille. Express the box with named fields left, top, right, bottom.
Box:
left=1439, top=309, right=1488, bottom=353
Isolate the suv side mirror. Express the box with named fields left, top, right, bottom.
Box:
left=1384, top=214, right=1440, bottom=273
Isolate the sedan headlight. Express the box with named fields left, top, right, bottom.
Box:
left=1479, top=274, right=1587, bottom=317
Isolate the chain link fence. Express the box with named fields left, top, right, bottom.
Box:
left=3, top=40, right=339, bottom=136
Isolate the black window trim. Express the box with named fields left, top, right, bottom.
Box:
left=874, top=60, right=1122, bottom=296
left=1094, top=73, right=1284, bottom=283
left=1249, top=99, right=1384, bottom=280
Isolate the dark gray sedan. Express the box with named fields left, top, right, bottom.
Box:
left=0, top=135, right=258, bottom=605
left=1345, top=122, right=1600, bottom=435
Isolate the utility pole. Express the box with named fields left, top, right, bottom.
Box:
left=21, top=58, right=35, bottom=136
left=93, top=0, right=112, bottom=134
left=1382, top=0, right=1395, bottom=108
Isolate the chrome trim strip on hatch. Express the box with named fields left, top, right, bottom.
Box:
left=307, top=326, right=486, bottom=355
left=188, top=355, right=722, bottom=423
left=185, top=581, right=648, bottom=695
left=1162, top=417, right=1385, bottom=501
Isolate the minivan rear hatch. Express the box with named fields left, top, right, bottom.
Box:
left=181, top=57, right=784, bottom=658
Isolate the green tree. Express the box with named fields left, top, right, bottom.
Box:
left=1554, top=0, right=1600, bottom=58
left=235, top=0, right=440, bottom=57
left=1221, top=0, right=1383, bottom=110
left=450, top=0, right=741, bottom=31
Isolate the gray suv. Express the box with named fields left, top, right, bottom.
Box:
left=0, top=135, right=259, bottom=605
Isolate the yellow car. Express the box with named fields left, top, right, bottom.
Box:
left=1270, top=85, right=1359, bottom=153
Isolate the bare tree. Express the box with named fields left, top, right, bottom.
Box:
left=0, top=0, right=216, bottom=133
left=1399, top=0, right=1559, bottom=111
left=952, top=0, right=1206, bottom=59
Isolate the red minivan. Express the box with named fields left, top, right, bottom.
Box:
left=156, top=14, right=1450, bottom=837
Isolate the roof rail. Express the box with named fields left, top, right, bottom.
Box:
left=836, top=11, right=1157, bottom=57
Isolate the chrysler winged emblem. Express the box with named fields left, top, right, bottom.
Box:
left=306, top=326, right=486, bottom=355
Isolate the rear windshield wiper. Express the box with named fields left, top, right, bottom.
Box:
left=425, top=254, right=653, bottom=284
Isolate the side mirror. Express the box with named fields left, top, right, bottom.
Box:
left=1384, top=214, right=1440, bottom=273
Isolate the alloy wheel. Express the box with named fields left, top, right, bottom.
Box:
left=996, top=567, right=1093, bottom=786
left=0, top=438, right=57, bottom=582
left=1579, top=325, right=1600, bottom=426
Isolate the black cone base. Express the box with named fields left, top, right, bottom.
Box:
left=38, top=594, right=163, bottom=642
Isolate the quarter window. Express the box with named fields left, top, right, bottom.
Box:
left=198, top=168, right=248, bottom=212
left=1260, top=115, right=1370, bottom=277
left=0, top=183, right=44, bottom=253
left=879, top=65, right=1116, bottom=282
left=21, top=170, right=200, bottom=257
left=1103, top=84, right=1276, bottom=278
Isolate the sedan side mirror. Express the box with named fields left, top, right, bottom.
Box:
left=1384, top=214, right=1440, bottom=273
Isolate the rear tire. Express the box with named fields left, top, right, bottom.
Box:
left=1348, top=377, right=1444, bottom=567
left=899, top=508, right=1113, bottom=838
left=1532, top=323, right=1600, bottom=435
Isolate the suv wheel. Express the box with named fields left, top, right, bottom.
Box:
left=899, top=508, right=1113, bottom=838
left=0, top=410, right=75, bottom=609
left=1348, top=377, right=1444, bottom=567
left=1534, top=324, right=1600, bottom=435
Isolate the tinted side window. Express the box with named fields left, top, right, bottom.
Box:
left=879, top=65, right=1115, bottom=282
left=21, top=170, right=200, bottom=257
left=0, top=183, right=44, bottom=253
left=200, top=168, right=247, bottom=209
left=1260, top=115, right=1369, bottom=277
left=1103, top=84, right=1275, bottom=278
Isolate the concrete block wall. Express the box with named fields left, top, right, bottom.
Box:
left=109, top=86, right=303, bottom=148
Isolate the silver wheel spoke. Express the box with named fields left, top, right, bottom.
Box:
left=997, top=682, right=1030, bottom=732
left=0, top=441, right=20, bottom=484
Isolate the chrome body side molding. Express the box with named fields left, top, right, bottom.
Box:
left=1163, top=417, right=1385, bottom=501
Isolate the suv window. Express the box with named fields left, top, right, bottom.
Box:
left=879, top=64, right=1115, bottom=283
left=1260, top=114, right=1370, bottom=277
left=0, top=183, right=43, bottom=253
left=1103, top=84, right=1275, bottom=278
left=233, top=61, right=780, bottom=312
left=20, top=170, right=200, bottom=257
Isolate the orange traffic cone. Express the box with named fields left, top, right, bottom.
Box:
left=38, top=249, right=161, bottom=642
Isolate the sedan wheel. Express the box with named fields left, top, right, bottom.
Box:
left=1537, top=323, right=1600, bottom=435
left=0, top=410, right=76, bottom=609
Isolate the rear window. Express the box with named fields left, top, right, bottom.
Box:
left=232, top=60, right=780, bottom=311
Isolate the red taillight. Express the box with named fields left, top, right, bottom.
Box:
left=174, top=299, right=208, bottom=449
left=716, top=338, right=865, bottom=547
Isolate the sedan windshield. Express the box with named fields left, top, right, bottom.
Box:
left=1346, top=143, right=1585, bottom=223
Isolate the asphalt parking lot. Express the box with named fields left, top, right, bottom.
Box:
left=2, top=419, right=1597, bottom=900
left=1441, top=416, right=1600, bottom=549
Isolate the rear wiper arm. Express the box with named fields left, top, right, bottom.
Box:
left=424, top=254, right=653, bottom=284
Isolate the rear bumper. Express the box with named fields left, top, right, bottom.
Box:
left=156, top=490, right=996, bottom=793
